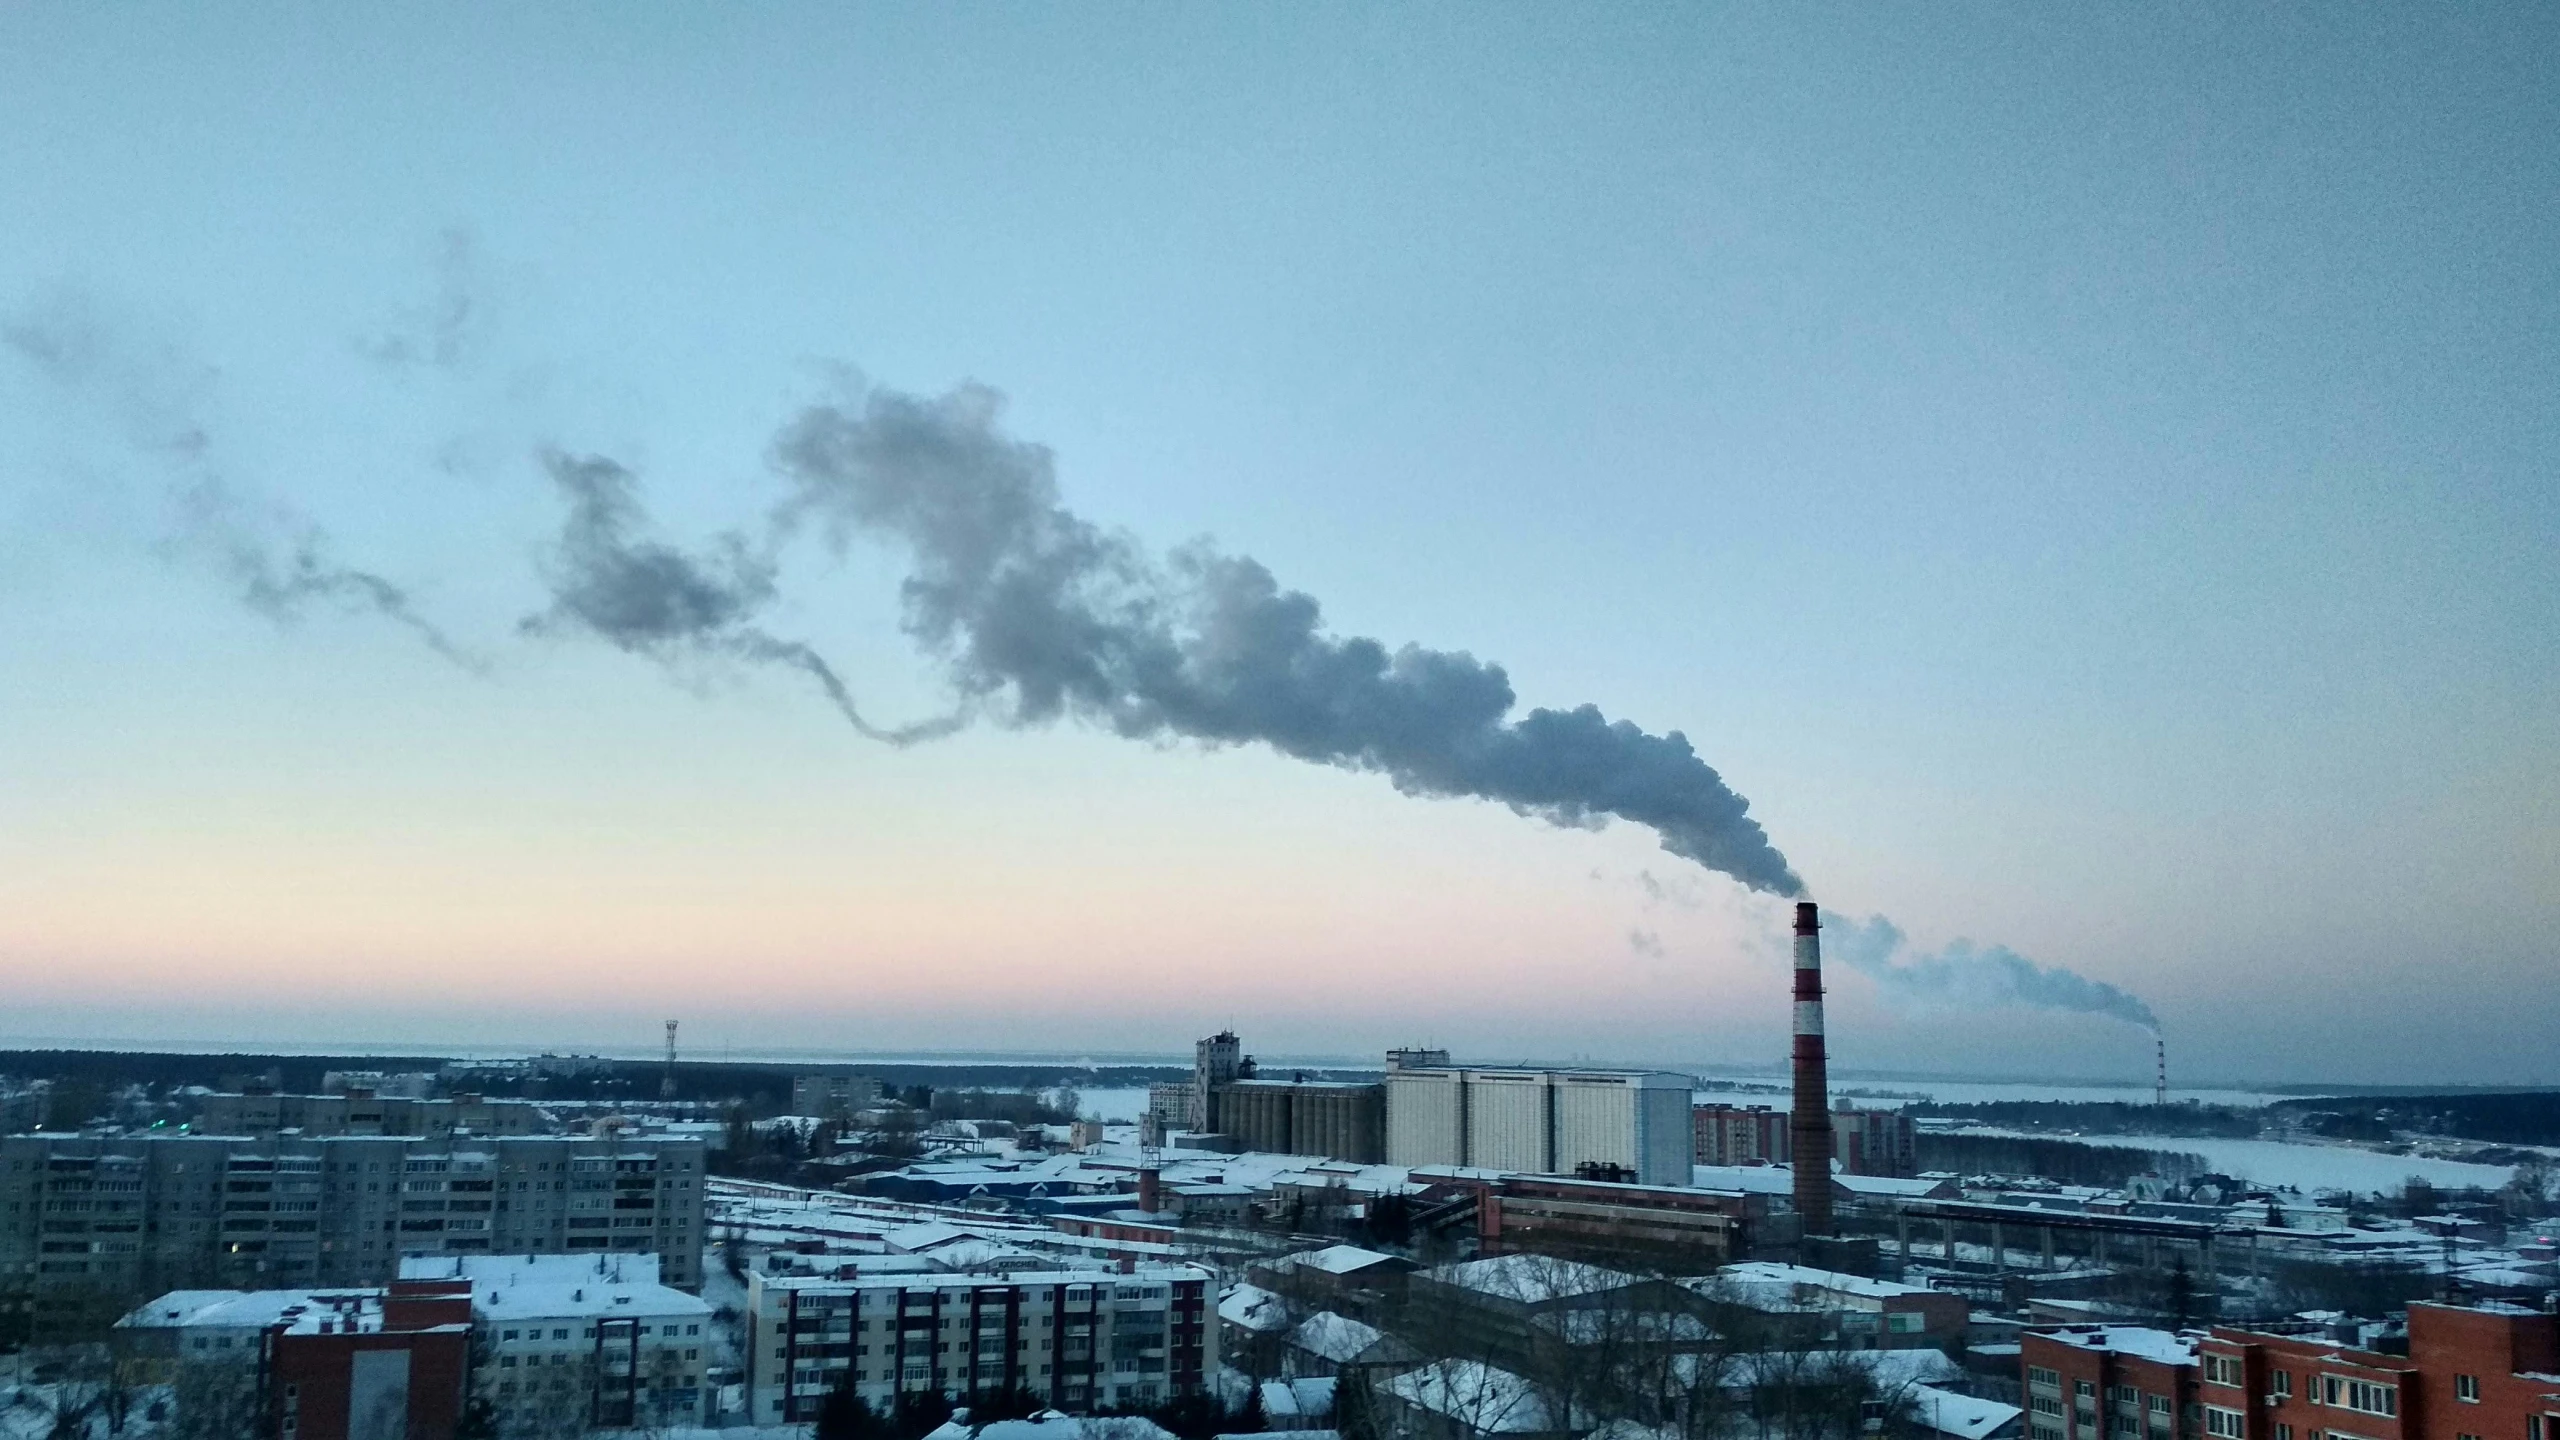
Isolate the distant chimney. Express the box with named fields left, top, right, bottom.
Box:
left=1137, top=1167, right=1162, bottom=1215
left=1790, top=902, right=1835, bottom=1237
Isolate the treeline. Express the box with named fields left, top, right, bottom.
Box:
left=0, top=1049, right=1190, bottom=1116
left=1917, top=1132, right=2206, bottom=1188
left=1907, top=1099, right=2264, bottom=1139
left=0, top=1049, right=452, bottom=1094
left=2270, top=1092, right=2560, bottom=1146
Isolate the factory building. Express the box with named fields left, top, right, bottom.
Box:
left=1383, top=1060, right=1693, bottom=1185
left=1217, top=1079, right=1386, bottom=1163
left=0, top=1132, right=707, bottom=1298
left=1193, top=1031, right=1246, bottom=1132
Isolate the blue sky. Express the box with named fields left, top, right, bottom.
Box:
left=1, top=6, right=2553, bottom=1083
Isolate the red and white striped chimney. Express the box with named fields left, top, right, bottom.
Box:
left=1790, top=901, right=1835, bottom=1236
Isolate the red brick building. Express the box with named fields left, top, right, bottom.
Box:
left=2193, top=1303, right=2560, bottom=1440
left=264, top=1279, right=472, bottom=1440
left=2021, top=1324, right=2203, bottom=1440
left=2024, top=1303, right=2560, bottom=1440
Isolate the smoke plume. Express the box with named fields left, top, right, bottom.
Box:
left=3, top=290, right=481, bottom=670
left=754, top=378, right=1803, bottom=895
left=521, top=449, right=959, bottom=745
left=1820, top=909, right=2158, bottom=1031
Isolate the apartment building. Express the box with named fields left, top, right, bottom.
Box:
left=117, top=1278, right=475, bottom=1440
left=2021, top=1325, right=2203, bottom=1440
left=744, top=1264, right=1216, bottom=1423
left=404, top=1252, right=714, bottom=1433
left=1692, top=1100, right=1918, bottom=1177
left=792, top=1074, right=886, bottom=1119
left=1695, top=1104, right=1793, bottom=1166
left=2192, top=1302, right=2560, bottom=1440
left=0, top=1133, right=706, bottom=1298
left=1385, top=1063, right=1694, bottom=1185
left=194, top=1089, right=548, bottom=1140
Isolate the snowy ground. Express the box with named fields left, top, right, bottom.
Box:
left=1946, top=1126, right=2516, bottom=1194
left=1069, top=1086, right=1154, bottom=1122
left=1693, top=1075, right=2301, bottom=1109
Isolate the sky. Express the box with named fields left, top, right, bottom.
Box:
left=0, top=6, right=2553, bottom=1086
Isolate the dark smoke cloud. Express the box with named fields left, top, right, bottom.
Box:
left=521, top=449, right=958, bottom=746
left=760, top=379, right=1803, bottom=896
left=1821, top=909, right=2159, bottom=1031
left=3, top=290, right=481, bottom=670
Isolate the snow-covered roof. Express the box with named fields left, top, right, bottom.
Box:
left=1260, top=1376, right=1337, bottom=1421
left=1711, top=1261, right=1939, bottom=1302
left=1692, top=1165, right=1798, bottom=1196
left=2038, top=1326, right=2200, bottom=1368
left=1913, top=1385, right=2024, bottom=1440
left=1286, top=1243, right=1402, bottom=1276
left=1427, top=1253, right=1641, bottom=1303
left=1387, top=1359, right=1557, bottom=1434
left=119, top=1289, right=387, bottom=1334
left=1218, top=1283, right=1293, bottom=1334
left=922, top=1412, right=1178, bottom=1440
left=403, top=1252, right=707, bottom=1322
left=883, top=1220, right=984, bottom=1251
left=1289, top=1311, right=1384, bottom=1364
left=1840, top=1174, right=1956, bottom=1198
left=1724, top=1349, right=1965, bottom=1390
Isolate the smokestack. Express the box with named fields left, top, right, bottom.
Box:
left=1791, top=901, right=1835, bottom=1237
left=1136, top=1166, right=1162, bottom=1215
left=2155, top=1035, right=2167, bottom=1107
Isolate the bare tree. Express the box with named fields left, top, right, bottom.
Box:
left=164, top=1359, right=263, bottom=1440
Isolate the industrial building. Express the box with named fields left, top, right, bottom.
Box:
left=743, top=1263, right=1216, bottom=1423
left=0, top=1132, right=708, bottom=1297
left=1383, top=1060, right=1694, bottom=1185
left=1216, top=1079, right=1386, bottom=1163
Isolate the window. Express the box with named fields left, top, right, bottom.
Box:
left=2154, top=1398, right=2174, bottom=1417
left=2080, top=1383, right=2100, bottom=1400
left=2276, top=1427, right=2292, bottom=1440
left=2032, top=1368, right=2063, bottom=1390
left=2333, top=1380, right=2396, bottom=1418
left=2208, top=1408, right=2247, bottom=1439
left=2036, top=1399, right=2066, bottom=1418
left=2207, top=1356, right=2246, bottom=1387
left=2114, top=1388, right=2143, bottom=1407
left=2458, top=1377, right=2480, bottom=1404
left=2274, top=1373, right=2293, bottom=1399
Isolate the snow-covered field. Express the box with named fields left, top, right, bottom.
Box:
left=1693, top=1075, right=2300, bottom=1109
left=1064, top=1086, right=1153, bottom=1122
left=1948, top=1126, right=2516, bottom=1195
